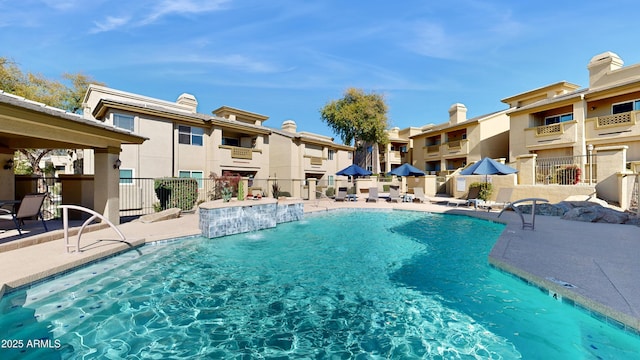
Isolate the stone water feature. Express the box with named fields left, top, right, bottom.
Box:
left=199, top=198, right=304, bottom=238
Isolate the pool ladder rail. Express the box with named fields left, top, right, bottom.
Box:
left=58, top=204, right=128, bottom=253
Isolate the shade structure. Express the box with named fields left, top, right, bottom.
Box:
left=387, top=163, right=426, bottom=177
left=460, top=157, right=517, bottom=176
left=336, top=164, right=372, bottom=177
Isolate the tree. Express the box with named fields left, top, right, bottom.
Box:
left=320, top=87, right=389, bottom=147
left=0, top=57, right=105, bottom=174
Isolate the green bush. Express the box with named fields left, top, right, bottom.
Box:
left=469, top=182, right=493, bottom=201
left=279, top=191, right=291, bottom=197
left=383, top=185, right=390, bottom=192
left=325, top=187, right=335, bottom=197
left=154, top=178, right=198, bottom=211
left=237, top=180, right=245, bottom=200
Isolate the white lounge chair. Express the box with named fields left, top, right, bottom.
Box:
left=335, top=187, right=348, bottom=201
left=447, top=186, right=481, bottom=207
left=388, top=186, right=401, bottom=203
left=481, top=188, right=513, bottom=212
left=367, top=187, right=379, bottom=202
left=413, top=187, right=429, bottom=203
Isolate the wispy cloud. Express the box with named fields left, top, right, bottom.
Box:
left=89, top=0, right=231, bottom=33
left=90, top=16, right=131, bottom=34
left=142, top=0, right=231, bottom=25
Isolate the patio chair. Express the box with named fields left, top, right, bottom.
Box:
left=447, top=186, right=481, bottom=207
left=388, top=186, right=401, bottom=203
left=481, top=188, right=513, bottom=212
left=0, top=193, right=48, bottom=236
left=335, top=187, right=348, bottom=202
left=413, top=187, right=429, bottom=203
left=366, top=187, right=379, bottom=202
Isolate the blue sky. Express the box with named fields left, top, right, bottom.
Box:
left=1, top=0, right=639, bottom=140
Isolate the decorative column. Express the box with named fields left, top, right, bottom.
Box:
left=516, top=154, right=537, bottom=185
left=94, top=146, right=122, bottom=224
left=308, top=178, right=317, bottom=200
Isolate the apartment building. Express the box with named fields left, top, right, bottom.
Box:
left=82, top=85, right=272, bottom=183
left=411, top=103, right=510, bottom=174
left=270, top=120, right=353, bottom=193
left=503, top=51, right=640, bottom=165
left=378, top=126, right=426, bottom=174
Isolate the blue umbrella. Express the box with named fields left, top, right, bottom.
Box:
left=336, top=164, right=372, bottom=177
left=387, top=163, right=426, bottom=177
left=460, top=158, right=517, bottom=176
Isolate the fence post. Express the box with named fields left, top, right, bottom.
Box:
left=308, top=178, right=317, bottom=200
left=516, top=154, right=537, bottom=185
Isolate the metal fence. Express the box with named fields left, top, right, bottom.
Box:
left=535, top=155, right=597, bottom=185
left=14, top=176, right=61, bottom=220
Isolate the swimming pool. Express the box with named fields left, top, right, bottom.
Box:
left=1, top=210, right=639, bottom=358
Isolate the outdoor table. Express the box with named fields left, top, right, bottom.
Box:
left=346, top=194, right=358, bottom=201
left=402, top=194, right=414, bottom=202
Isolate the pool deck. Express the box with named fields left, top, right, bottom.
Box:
left=0, top=197, right=639, bottom=334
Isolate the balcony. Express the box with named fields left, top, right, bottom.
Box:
left=524, top=120, right=577, bottom=150
left=586, top=110, right=640, bottom=142
left=310, top=156, right=323, bottom=165
left=219, top=145, right=263, bottom=168
left=423, top=144, right=441, bottom=158
left=442, top=139, right=469, bottom=156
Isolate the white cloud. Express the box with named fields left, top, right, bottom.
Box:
left=90, top=16, right=131, bottom=34
left=142, top=0, right=231, bottom=25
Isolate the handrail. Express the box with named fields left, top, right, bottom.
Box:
left=58, top=204, right=127, bottom=253
left=498, top=198, right=548, bottom=230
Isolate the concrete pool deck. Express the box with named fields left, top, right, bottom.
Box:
left=0, top=197, right=638, bottom=334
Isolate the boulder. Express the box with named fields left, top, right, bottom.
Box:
left=561, top=206, right=630, bottom=224
left=139, top=208, right=182, bottom=223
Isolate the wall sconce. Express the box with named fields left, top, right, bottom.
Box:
left=590, top=106, right=596, bottom=111
left=3, top=159, right=14, bottom=170
left=113, top=159, right=122, bottom=169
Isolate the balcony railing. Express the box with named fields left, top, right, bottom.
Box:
left=231, top=146, right=253, bottom=160
left=536, top=123, right=563, bottom=136
left=310, top=157, right=323, bottom=165
left=426, top=145, right=440, bottom=153
left=447, top=140, right=461, bottom=149
left=596, top=112, right=634, bottom=128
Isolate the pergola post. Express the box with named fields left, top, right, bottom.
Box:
left=94, top=146, right=122, bottom=224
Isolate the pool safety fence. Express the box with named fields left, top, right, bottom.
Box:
left=535, top=155, right=598, bottom=185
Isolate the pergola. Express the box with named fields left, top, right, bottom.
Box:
left=0, top=91, right=146, bottom=224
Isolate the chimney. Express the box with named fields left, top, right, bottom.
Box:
left=448, top=103, right=467, bottom=125
left=587, top=51, right=623, bottom=88
left=176, top=93, right=198, bottom=113
left=282, top=119, right=297, bottom=133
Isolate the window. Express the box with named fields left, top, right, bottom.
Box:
left=178, top=126, right=204, bottom=146
left=114, top=114, right=134, bottom=132
left=119, top=169, right=133, bottom=184
left=222, top=137, right=239, bottom=147
left=328, top=175, right=334, bottom=186
left=328, top=149, right=334, bottom=160
left=612, top=100, right=640, bottom=114
left=179, top=170, right=204, bottom=188
left=544, top=113, right=573, bottom=125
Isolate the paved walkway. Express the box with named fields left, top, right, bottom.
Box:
left=0, top=198, right=638, bottom=333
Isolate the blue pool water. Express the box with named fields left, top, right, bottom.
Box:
left=1, top=210, right=639, bottom=359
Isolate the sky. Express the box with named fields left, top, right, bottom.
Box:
left=2, top=0, right=640, bottom=141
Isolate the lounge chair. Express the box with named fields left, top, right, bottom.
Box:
left=413, top=187, right=429, bottom=203
left=367, top=187, right=379, bottom=202
left=388, top=186, right=401, bottom=203
left=447, top=186, right=481, bottom=207
left=0, top=193, right=48, bottom=236
left=481, top=188, right=513, bottom=212
left=335, top=187, right=348, bottom=202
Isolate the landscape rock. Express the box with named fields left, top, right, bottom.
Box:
left=516, top=200, right=638, bottom=225
left=139, top=208, right=182, bottom=223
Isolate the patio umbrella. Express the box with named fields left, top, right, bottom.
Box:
left=460, top=157, right=517, bottom=177
left=387, top=163, right=426, bottom=177
left=336, top=164, right=372, bottom=177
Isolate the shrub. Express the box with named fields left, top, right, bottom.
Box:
left=271, top=182, right=280, bottom=198
left=556, top=166, right=581, bottom=185
left=469, top=181, right=493, bottom=201
left=208, top=171, right=241, bottom=200
left=154, top=178, right=198, bottom=211
left=325, top=187, right=335, bottom=197
left=279, top=191, right=291, bottom=197
left=237, top=180, right=245, bottom=200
